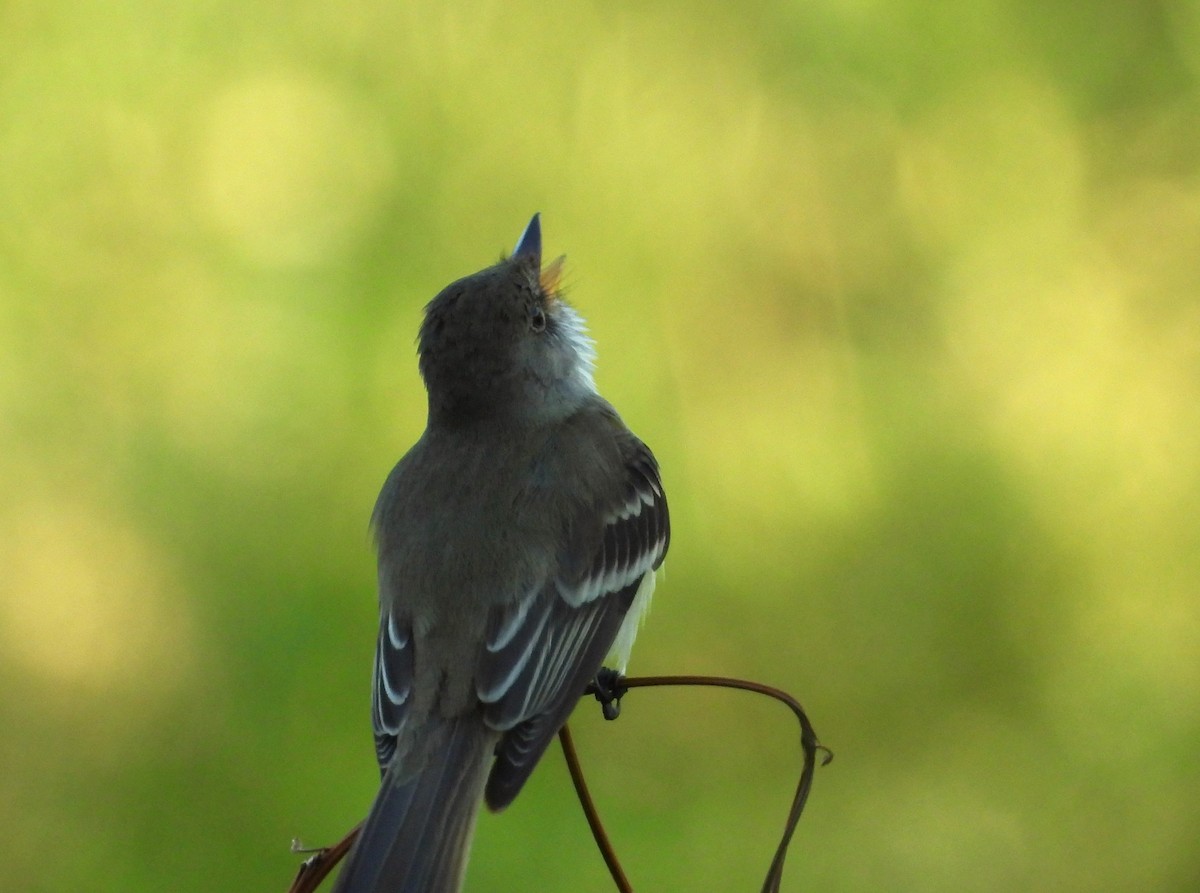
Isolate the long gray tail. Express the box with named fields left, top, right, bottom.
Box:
left=332, top=718, right=495, bottom=893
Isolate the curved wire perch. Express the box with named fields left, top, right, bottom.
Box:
left=571, top=674, right=832, bottom=893
left=285, top=676, right=828, bottom=893
left=558, top=723, right=635, bottom=893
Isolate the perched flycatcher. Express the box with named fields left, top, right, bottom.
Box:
left=332, top=215, right=670, bottom=893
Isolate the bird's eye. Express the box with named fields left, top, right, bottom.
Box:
left=529, top=306, right=547, bottom=333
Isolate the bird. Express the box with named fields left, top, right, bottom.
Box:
left=331, top=214, right=670, bottom=893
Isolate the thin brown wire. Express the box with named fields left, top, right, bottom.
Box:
left=558, top=723, right=635, bottom=893
left=567, top=674, right=832, bottom=893
left=286, top=675, right=828, bottom=892
left=286, top=822, right=361, bottom=893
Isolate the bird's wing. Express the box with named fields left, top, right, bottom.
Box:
left=476, top=438, right=669, bottom=810
left=371, top=607, right=414, bottom=772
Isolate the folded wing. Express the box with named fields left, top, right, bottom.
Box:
left=477, top=438, right=669, bottom=810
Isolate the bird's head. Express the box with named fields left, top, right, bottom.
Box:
left=418, top=214, right=596, bottom=428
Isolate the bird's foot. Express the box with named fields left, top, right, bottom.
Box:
left=589, top=667, right=628, bottom=721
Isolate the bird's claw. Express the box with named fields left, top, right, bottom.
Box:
left=589, top=667, right=628, bottom=721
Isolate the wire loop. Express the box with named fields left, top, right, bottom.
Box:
left=285, top=675, right=829, bottom=893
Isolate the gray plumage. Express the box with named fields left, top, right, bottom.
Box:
left=332, top=216, right=668, bottom=893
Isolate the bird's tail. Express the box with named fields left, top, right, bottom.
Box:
left=332, top=718, right=495, bottom=893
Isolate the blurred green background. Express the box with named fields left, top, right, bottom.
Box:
left=2, top=1, right=1199, bottom=890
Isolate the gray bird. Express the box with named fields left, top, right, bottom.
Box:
left=332, top=215, right=670, bottom=893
